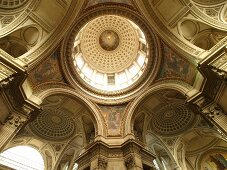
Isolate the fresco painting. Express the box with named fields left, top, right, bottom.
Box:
left=100, top=105, right=126, bottom=136
left=29, top=52, right=64, bottom=86
left=157, top=44, right=197, bottom=85
left=201, top=150, right=227, bottom=170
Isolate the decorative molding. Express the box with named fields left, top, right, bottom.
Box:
left=29, top=12, right=53, bottom=33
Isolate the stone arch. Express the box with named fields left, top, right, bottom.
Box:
left=32, top=84, right=106, bottom=138
left=146, top=131, right=179, bottom=170
left=53, top=135, right=83, bottom=170
left=123, top=81, right=191, bottom=135
left=221, top=3, right=227, bottom=23
left=196, top=147, right=227, bottom=170
left=0, top=24, right=43, bottom=58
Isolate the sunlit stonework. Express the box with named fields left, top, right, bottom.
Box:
left=73, top=15, right=148, bottom=92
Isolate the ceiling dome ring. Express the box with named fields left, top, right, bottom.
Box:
left=61, top=5, right=162, bottom=104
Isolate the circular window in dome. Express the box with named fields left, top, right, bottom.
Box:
left=72, top=15, right=149, bottom=92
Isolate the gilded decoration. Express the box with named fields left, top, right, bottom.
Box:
left=156, top=43, right=197, bottom=85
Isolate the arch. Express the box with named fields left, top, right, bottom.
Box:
left=196, top=147, right=227, bottom=170
left=146, top=131, right=179, bottom=170
left=33, top=84, right=106, bottom=137
left=0, top=145, right=44, bottom=170
left=123, top=81, right=191, bottom=135
left=52, top=135, right=83, bottom=170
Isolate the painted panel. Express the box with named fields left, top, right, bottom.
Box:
left=29, top=52, right=64, bottom=86
left=157, top=43, right=197, bottom=85
left=99, top=104, right=126, bottom=136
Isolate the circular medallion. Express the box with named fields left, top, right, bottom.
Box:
left=99, top=30, right=120, bottom=51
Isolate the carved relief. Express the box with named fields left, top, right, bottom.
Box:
left=5, top=114, right=27, bottom=128
left=204, top=104, right=226, bottom=119
left=125, top=154, right=136, bottom=169
left=97, top=156, right=108, bottom=169
left=1, top=16, right=15, bottom=27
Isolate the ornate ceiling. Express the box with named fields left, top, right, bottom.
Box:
left=80, top=15, right=140, bottom=73
left=0, top=0, right=227, bottom=169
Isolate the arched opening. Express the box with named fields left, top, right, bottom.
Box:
left=182, top=127, right=227, bottom=170
left=0, top=145, right=44, bottom=170
left=132, top=89, right=196, bottom=138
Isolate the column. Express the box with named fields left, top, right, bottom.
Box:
left=0, top=113, right=28, bottom=151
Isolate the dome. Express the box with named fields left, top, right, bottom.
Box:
left=72, top=15, right=149, bottom=92
left=151, top=102, right=196, bottom=136
left=29, top=109, right=75, bottom=141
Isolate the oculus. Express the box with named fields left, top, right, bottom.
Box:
left=72, top=15, right=149, bottom=92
